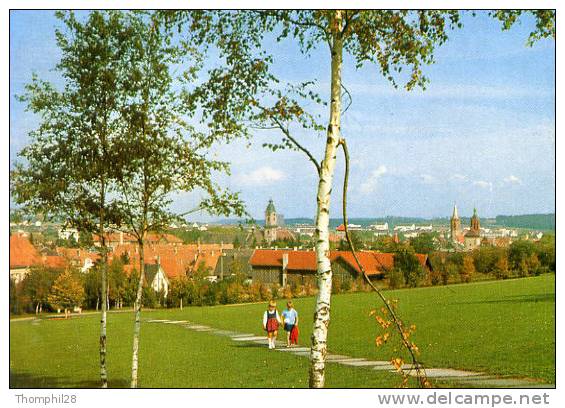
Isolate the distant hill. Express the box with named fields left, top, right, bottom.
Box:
left=494, top=214, right=555, bottom=231
left=218, top=213, right=555, bottom=232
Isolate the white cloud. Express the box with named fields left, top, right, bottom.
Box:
left=359, top=165, right=387, bottom=194
left=237, top=166, right=285, bottom=186
left=419, top=174, right=437, bottom=184
left=503, top=175, right=522, bottom=185
left=450, top=174, right=468, bottom=182
left=473, top=180, right=493, bottom=191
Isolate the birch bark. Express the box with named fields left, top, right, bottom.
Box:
left=131, top=238, right=145, bottom=388
left=309, top=11, right=344, bottom=389
left=99, top=183, right=108, bottom=388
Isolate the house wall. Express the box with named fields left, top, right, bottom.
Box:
left=10, top=267, right=29, bottom=284
left=151, top=268, right=169, bottom=297
left=251, top=260, right=367, bottom=286
left=250, top=266, right=281, bottom=284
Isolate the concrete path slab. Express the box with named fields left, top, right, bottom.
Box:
left=416, top=368, right=484, bottom=378
left=229, top=333, right=256, bottom=338
left=339, top=360, right=390, bottom=367
left=163, top=320, right=189, bottom=324
left=290, top=351, right=311, bottom=357
left=186, top=324, right=211, bottom=329
left=232, top=336, right=267, bottom=341
left=330, top=358, right=367, bottom=364
left=146, top=319, right=171, bottom=323
left=276, top=347, right=310, bottom=353
left=326, top=354, right=356, bottom=361
left=373, top=364, right=394, bottom=371
left=213, top=330, right=239, bottom=336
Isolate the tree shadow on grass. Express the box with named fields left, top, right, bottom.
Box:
left=454, top=293, right=554, bottom=305
left=9, top=371, right=130, bottom=389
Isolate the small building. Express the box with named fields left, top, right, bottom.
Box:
left=144, top=261, right=170, bottom=298
left=248, top=249, right=431, bottom=286
left=10, top=234, right=42, bottom=284
left=10, top=234, right=67, bottom=283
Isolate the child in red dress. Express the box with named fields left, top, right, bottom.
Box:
left=262, top=300, right=281, bottom=349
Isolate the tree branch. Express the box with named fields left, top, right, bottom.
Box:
left=270, top=115, right=321, bottom=175
left=339, top=137, right=428, bottom=388
left=341, top=83, right=353, bottom=115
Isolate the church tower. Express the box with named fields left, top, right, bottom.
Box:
left=469, top=207, right=480, bottom=234
left=264, top=199, right=278, bottom=243
left=450, top=204, right=461, bottom=242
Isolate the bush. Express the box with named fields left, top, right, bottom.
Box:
left=387, top=268, right=404, bottom=289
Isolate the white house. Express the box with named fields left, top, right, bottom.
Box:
left=144, top=262, right=170, bottom=298
left=58, top=227, right=79, bottom=241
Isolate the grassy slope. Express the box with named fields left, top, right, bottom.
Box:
left=10, top=275, right=554, bottom=387
left=10, top=312, right=406, bottom=388
left=147, top=274, right=555, bottom=383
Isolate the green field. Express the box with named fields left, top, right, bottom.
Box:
left=10, top=275, right=555, bottom=388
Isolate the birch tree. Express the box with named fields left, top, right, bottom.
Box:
left=110, top=13, right=244, bottom=388
left=11, top=11, right=133, bottom=387
left=163, top=9, right=554, bottom=388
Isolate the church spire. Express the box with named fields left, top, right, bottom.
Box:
left=452, top=203, right=459, bottom=219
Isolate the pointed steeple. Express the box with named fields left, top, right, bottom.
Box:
left=470, top=207, right=480, bottom=233
left=452, top=204, right=459, bottom=219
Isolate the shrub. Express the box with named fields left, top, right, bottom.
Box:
left=387, top=268, right=404, bottom=289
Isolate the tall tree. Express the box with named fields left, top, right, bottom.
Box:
left=111, top=13, right=244, bottom=388
left=48, top=269, right=85, bottom=319
left=22, top=266, right=62, bottom=314
left=11, top=11, right=134, bottom=387
left=164, top=9, right=554, bottom=388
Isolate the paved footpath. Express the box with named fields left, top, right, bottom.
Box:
left=145, top=318, right=553, bottom=388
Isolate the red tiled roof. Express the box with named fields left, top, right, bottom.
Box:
left=56, top=247, right=100, bottom=265
left=336, top=224, right=346, bottom=232
left=287, top=251, right=317, bottom=271
left=111, top=243, right=222, bottom=279
left=249, top=249, right=287, bottom=268
left=43, top=255, right=68, bottom=269
left=194, top=251, right=221, bottom=273
left=10, top=234, right=69, bottom=270
left=332, top=251, right=394, bottom=276
left=250, top=249, right=429, bottom=277
left=10, top=234, right=41, bottom=268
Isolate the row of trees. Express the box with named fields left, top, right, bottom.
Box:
left=386, top=235, right=556, bottom=289
left=11, top=267, right=84, bottom=317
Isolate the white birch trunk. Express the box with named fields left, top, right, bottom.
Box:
left=309, top=11, right=344, bottom=389
left=100, top=255, right=108, bottom=388
left=131, top=240, right=145, bottom=388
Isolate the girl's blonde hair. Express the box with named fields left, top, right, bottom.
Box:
left=268, top=300, right=276, bottom=308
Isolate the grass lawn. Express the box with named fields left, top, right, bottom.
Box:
left=10, top=274, right=554, bottom=388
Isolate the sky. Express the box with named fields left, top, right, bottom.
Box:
left=9, top=10, right=555, bottom=221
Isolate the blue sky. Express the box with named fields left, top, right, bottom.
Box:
left=9, top=11, right=555, bottom=221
